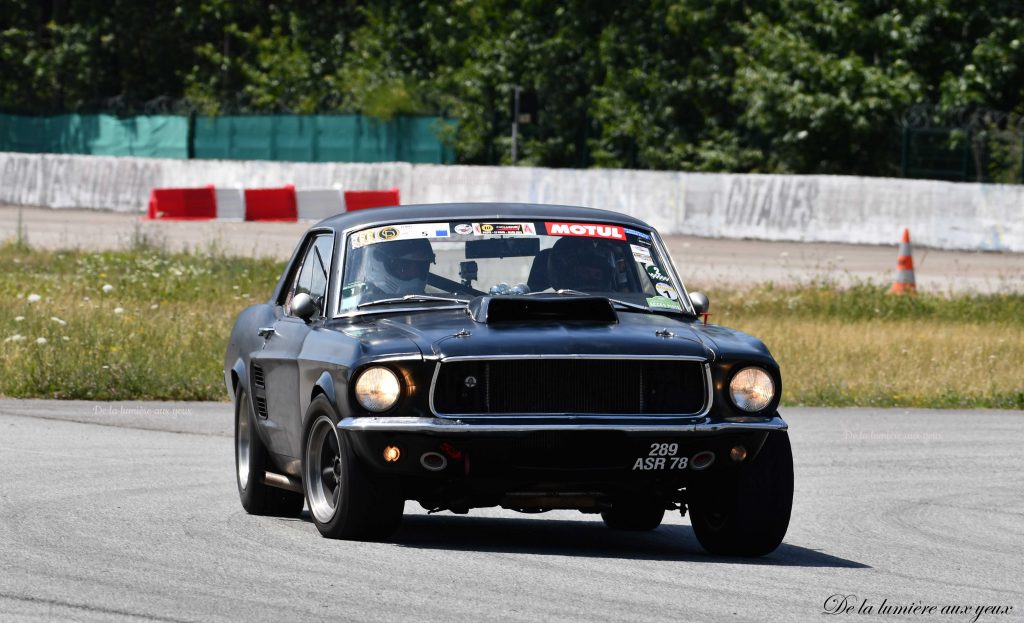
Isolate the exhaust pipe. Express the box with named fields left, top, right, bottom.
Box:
left=263, top=471, right=302, bottom=493
left=420, top=452, right=448, bottom=472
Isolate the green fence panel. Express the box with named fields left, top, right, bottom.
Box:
left=192, top=114, right=452, bottom=163
left=399, top=116, right=455, bottom=164
left=191, top=116, right=230, bottom=159
left=0, top=113, right=188, bottom=158
left=2, top=113, right=452, bottom=163
left=315, top=115, right=360, bottom=161
left=276, top=116, right=315, bottom=161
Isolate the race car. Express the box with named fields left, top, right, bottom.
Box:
left=224, top=203, right=793, bottom=556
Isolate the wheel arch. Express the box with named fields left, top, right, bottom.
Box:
left=302, top=371, right=343, bottom=443
left=311, top=370, right=338, bottom=407
left=229, top=358, right=247, bottom=397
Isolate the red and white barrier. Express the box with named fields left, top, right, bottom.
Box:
left=244, top=185, right=297, bottom=221
left=147, top=186, right=217, bottom=220
left=344, top=188, right=400, bottom=211
left=214, top=188, right=245, bottom=221
left=146, top=185, right=393, bottom=221
left=297, top=188, right=344, bottom=221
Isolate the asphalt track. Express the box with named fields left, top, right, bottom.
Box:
left=4, top=205, right=1024, bottom=293
left=0, top=400, right=1021, bottom=622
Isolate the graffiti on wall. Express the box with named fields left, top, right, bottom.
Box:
left=723, top=176, right=818, bottom=230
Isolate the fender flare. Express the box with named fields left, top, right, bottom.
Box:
left=229, top=358, right=247, bottom=396
left=309, top=370, right=339, bottom=417
left=302, top=371, right=343, bottom=449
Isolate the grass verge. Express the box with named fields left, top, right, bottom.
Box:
left=1, top=242, right=281, bottom=401
left=1, top=244, right=1022, bottom=407
left=708, top=283, right=1024, bottom=409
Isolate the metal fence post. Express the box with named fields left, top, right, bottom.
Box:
left=900, top=126, right=909, bottom=177
left=187, top=112, right=196, bottom=159
left=962, top=128, right=972, bottom=182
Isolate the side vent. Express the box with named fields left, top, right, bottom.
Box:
left=254, top=396, right=268, bottom=419
left=252, top=365, right=265, bottom=389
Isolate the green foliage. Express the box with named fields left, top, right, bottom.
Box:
left=2, top=0, right=1023, bottom=175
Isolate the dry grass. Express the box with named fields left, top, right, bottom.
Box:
left=1, top=243, right=1021, bottom=407
left=709, top=283, right=1024, bottom=408
left=733, top=318, right=1024, bottom=408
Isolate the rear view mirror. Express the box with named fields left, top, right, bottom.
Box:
left=291, top=293, right=318, bottom=322
left=689, top=291, right=710, bottom=315
left=465, top=238, right=540, bottom=259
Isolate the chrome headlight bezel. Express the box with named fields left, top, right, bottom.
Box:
left=353, top=366, right=402, bottom=413
left=728, top=366, right=776, bottom=412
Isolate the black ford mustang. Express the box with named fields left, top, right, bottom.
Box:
left=224, top=203, right=793, bottom=556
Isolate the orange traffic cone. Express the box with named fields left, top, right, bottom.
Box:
left=890, top=228, right=916, bottom=294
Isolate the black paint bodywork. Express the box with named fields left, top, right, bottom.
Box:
left=224, top=203, right=786, bottom=511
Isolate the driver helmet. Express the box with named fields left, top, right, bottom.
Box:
left=363, top=238, right=435, bottom=295
left=547, top=237, right=616, bottom=292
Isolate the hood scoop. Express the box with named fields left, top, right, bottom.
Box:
left=468, top=295, right=618, bottom=324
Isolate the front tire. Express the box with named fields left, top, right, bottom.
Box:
left=302, top=396, right=404, bottom=540
left=688, top=431, right=794, bottom=556
left=235, top=385, right=305, bottom=517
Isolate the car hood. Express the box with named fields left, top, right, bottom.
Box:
left=332, top=307, right=712, bottom=361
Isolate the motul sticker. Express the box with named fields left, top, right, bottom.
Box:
left=545, top=222, right=625, bottom=240
left=474, top=222, right=537, bottom=235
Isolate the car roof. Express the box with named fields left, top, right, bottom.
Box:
left=315, top=202, right=655, bottom=232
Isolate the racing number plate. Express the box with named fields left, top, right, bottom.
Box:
left=632, top=442, right=688, bottom=471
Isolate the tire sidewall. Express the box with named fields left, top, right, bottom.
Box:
left=301, top=396, right=347, bottom=532
left=235, top=385, right=263, bottom=501
left=689, top=431, right=794, bottom=556
left=300, top=395, right=404, bottom=540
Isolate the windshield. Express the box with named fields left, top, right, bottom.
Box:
left=338, top=220, right=688, bottom=315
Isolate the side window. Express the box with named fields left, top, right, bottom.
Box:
left=286, top=233, right=334, bottom=316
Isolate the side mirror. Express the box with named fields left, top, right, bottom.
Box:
left=291, top=293, right=318, bottom=322
left=689, top=291, right=710, bottom=315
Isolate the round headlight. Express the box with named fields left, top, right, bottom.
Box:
left=728, top=367, right=775, bottom=412
left=354, top=367, right=401, bottom=412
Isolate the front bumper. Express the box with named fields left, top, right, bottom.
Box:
left=339, top=414, right=786, bottom=488
left=337, top=414, right=788, bottom=434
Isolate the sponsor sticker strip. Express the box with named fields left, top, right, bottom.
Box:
left=474, top=222, right=537, bottom=235
left=624, top=227, right=652, bottom=241
left=352, top=223, right=450, bottom=248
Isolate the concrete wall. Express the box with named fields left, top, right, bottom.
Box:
left=1, top=152, right=1021, bottom=251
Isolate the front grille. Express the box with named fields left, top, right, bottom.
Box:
left=431, top=359, right=706, bottom=416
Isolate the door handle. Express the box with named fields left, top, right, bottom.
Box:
left=257, top=326, right=276, bottom=339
